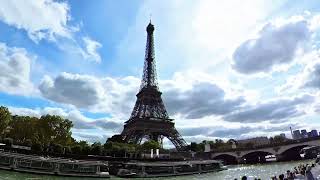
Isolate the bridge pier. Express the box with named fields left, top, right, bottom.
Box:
left=237, top=157, right=243, bottom=164
left=275, top=154, right=282, bottom=161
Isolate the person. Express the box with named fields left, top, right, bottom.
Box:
left=279, top=174, right=285, bottom=180
left=288, top=172, right=295, bottom=180
left=286, top=170, right=290, bottom=178
left=305, top=165, right=315, bottom=180
left=241, top=176, right=247, bottom=180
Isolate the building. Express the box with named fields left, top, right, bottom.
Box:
left=292, top=130, right=301, bottom=139
left=307, top=132, right=312, bottom=138
left=291, top=129, right=319, bottom=139
left=310, top=130, right=318, bottom=137
left=204, top=143, right=211, bottom=152
left=237, top=137, right=270, bottom=147
left=280, top=133, right=286, bottom=139
left=301, top=129, right=308, bottom=138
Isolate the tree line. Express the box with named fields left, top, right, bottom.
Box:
left=0, top=106, right=161, bottom=157
left=188, top=135, right=288, bottom=152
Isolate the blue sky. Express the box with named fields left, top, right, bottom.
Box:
left=1, top=0, right=320, bottom=146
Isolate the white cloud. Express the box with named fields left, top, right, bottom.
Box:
left=38, top=72, right=139, bottom=118
left=0, top=43, right=35, bottom=95
left=42, top=69, right=314, bottom=127
left=224, top=94, right=315, bottom=123
left=72, top=132, right=109, bottom=144
left=0, top=0, right=73, bottom=42
left=37, top=71, right=254, bottom=122
left=162, top=78, right=246, bottom=119
left=39, top=71, right=245, bottom=118
left=277, top=50, right=320, bottom=93
left=114, top=0, right=281, bottom=77
left=9, top=106, right=70, bottom=118
left=39, top=72, right=107, bottom=108
left=179, top=122, right=302, bottom=141
left=0, top=0, right=103, bottom=63
left=81, top=37, right=102, bottom=63
left=232, top=17, right=311, bottom=74
left=304, top=63, right=320, bottom=89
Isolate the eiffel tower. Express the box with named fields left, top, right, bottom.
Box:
left=120, top=22, right=187, bottom=150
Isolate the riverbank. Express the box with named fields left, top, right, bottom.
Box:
left=0, top=159, right=314, bottom=179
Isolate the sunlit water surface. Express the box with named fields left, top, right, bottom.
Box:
left=0, top=160, right=314, bottom=180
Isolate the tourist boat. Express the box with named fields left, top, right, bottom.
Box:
left=117, top=160, right=226, bottom=178
left=0, top=152, right=110, bottom=178
left=300, top=146, right=320, bottom=159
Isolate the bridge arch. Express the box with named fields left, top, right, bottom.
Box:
left=241, top=150, right=274, bottom=164
left=278, top=144, right=309, bottom=161
left=212, top=154, right=238, bottom=165
left=241, top=149, right=275, bottom=157
left=277, top=141, right=319, bottom=155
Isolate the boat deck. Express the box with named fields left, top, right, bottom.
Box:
left=118, top=159, right=225, bottom=178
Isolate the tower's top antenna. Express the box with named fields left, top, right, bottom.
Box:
left=149, top=13, right=152, bottom=23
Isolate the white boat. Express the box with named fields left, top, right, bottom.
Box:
left=117, top=160, right=226, bottom=178
left=0, top=152, right=110, bottom=178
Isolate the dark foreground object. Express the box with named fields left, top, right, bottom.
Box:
left=0, top=151, right=110, bottom=178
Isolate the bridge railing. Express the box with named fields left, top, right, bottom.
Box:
left=212, top=136, right=320, bottom=153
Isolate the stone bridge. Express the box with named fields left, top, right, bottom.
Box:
left=211, top=138, right=320, bottom=164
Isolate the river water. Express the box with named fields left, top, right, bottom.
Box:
left=0, top=160, right=314, bottom=180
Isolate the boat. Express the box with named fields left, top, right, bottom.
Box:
left=265, top=155, right=277, bottom=162
left=117, top=160, right=226, bottom=178
left=117, top=168, right=137, bottom=177
left=0, top=151, right=110, bottom=178
left=300, top=146, right=320, bottom=159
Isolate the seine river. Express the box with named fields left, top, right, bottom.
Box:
left=0, top=160, right=313, bottom=180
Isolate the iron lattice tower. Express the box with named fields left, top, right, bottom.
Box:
left=121, top=22, right=187, bottom=150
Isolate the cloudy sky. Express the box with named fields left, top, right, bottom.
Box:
left=1, top=0, right=320, bottom=146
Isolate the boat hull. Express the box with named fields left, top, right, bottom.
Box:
left=117, top=160, right=226, bottom=178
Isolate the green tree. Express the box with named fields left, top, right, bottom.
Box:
left=37, top=115, right=73, bottom=146
left=64, top=146, right=72, bottom=154
left=71, top=145, right=82, bottom=155
left=91, top=142, right=102, bottom=155
left=190, top=142, right=198, bottom=152
left=106, top=135, right=124, bottom=143
left=141, top=140, right=160, bottom=151
left=273, top=135, right=286, bottom=144
left=103, top=142, right=136, bottom=157
left=51, top=143, right=63, bottom=154
left=76, top=140, right=92, bottom=155
left=0, top=106, right=12, bottom=135
left=32, top=142, right=43, bottom=153
left=8, top=116, right=38, bottom=144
